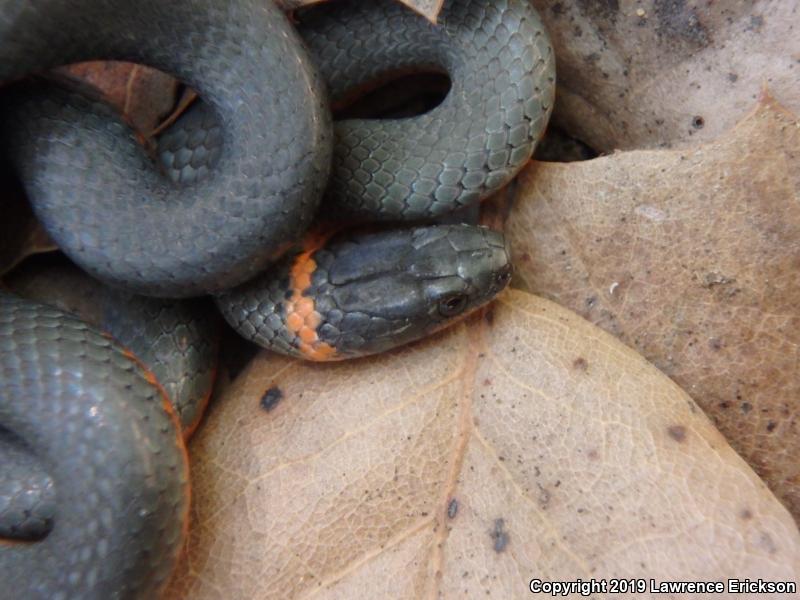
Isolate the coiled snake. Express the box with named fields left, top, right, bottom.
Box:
left=0, top=0, right=554, bottom=596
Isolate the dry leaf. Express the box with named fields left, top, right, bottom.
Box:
left=166, top=290, right=799, bottom=599
left=506, top=96, right=800, bottom=521
left=391, top=0, right=444, bottom=22
left=529, top=0, right=800, bottom=151
left=279, top=0, right=444, bottom=22
left=60, top=62, right=180, bottom=135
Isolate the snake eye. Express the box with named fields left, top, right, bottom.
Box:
left=438, top=293, right=468, bottom=317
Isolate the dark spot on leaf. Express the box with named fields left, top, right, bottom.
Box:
left=741, top=402, right=753, bottom=414
left=740, top=508, right=753, bottom=520
left=447, top=498, right=459, bottom=519
left=667, top=425, right=687, bottom=442
left=490, top=518, right=509, bottom=553
left=260, top=386, right=283, bottom=412
left=653, top=0, right=709, bottom=46
left=537, top=483, right=551, bottom=508
left=766, top=421, right=777, bottom=432
left=747, top=15, right=764, bottom=31
left=577, top=0, right=619, bottom=23
left=728, top=72, right=739, bottom=83
left=573, top=357, right=588, bottom=371
left=691, top=115, right=705, bottom=129
left=760, top=532, right=777, bottom=554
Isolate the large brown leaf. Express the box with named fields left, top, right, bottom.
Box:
left=529, top=0, right=800, bottom=151
left=506, top=95, right=800, bottom=521
left=166, top=290, right=799, bottom=599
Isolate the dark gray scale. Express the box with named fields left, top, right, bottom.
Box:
left=298, top=0, right=555, bottom=220
left=100, top=296, right=218, bottom=431
left=0, top=427, right=55, bottom=541
left=215, top=257, right=299, bottom=357
left=157, top=101, right=224, bottom=186
left=215, top=224, right=512, bottom=360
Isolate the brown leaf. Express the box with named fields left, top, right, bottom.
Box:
left=391, top=0, right=444, bottom=22
left=506, top=95, right=800, bottom=521
left=530, top=0, right=800, bottom=151
left=279, top=0, right=443, bottom=22
left=60, top=62, right=180, bottom=135
left=166, top=290, right=799, bottom=598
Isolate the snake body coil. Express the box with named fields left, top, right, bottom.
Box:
left=300, top=0, right=555, bottom=220
left=4, top=259, right=219, bottom=434
left=0, top=295, right=189, bottom=599
left=0, top=0, right=331, bottom=297
left=0, top=0, right=554, bottom=596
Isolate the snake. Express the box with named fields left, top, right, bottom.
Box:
left=4, top=257, right=219, bottom=435
left=0, top=0, right=555, bottom=597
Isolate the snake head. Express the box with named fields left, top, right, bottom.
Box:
left=216, top=224, right=511, bottom=360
